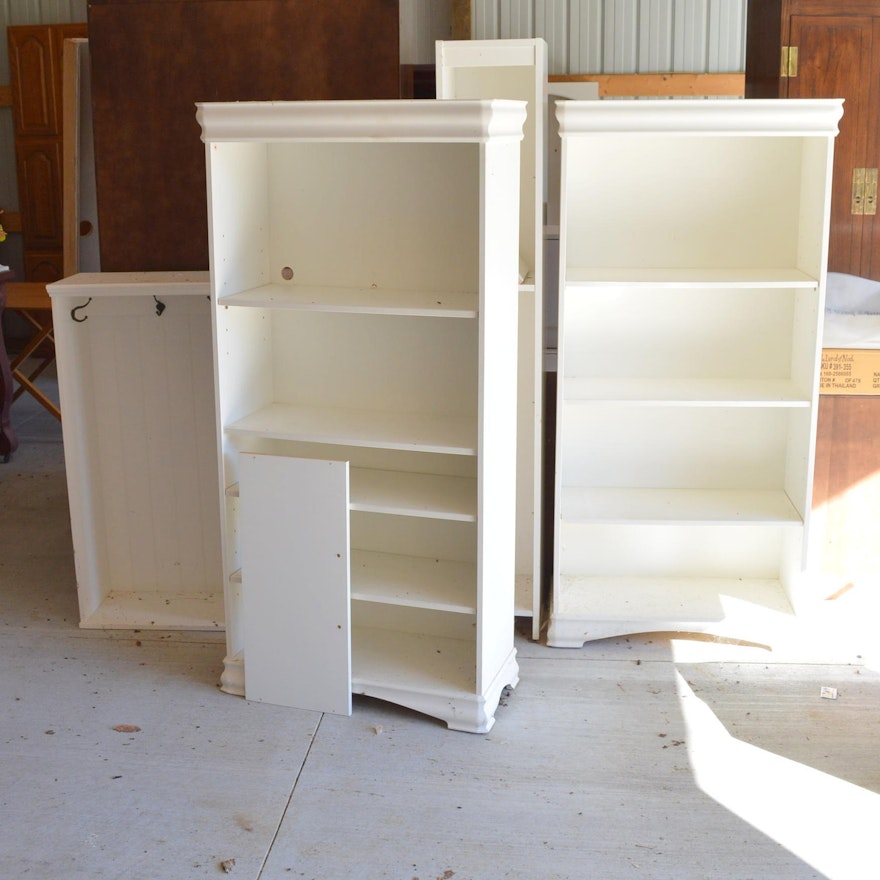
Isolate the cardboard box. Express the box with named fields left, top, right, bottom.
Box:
left=820, top=348, right=880, bottom=395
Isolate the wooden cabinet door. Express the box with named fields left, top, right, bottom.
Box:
left=7, top=26, right=59, bottom=136
left=787, top=15, right=874, bottom=277
left=7, top=23, right=87, bottom=281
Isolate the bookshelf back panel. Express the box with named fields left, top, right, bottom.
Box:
left=563, top=136, right=823, bottom=271
left=562, top=286, right=809, bottom=382
left=270, top=311, right=478, bottom=416
left=560, top=406, right=793, bottom=489
left=267, top=142, right=480, bottom=292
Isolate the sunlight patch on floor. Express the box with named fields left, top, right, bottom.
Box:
left=676, top=671, right=879, bottom=880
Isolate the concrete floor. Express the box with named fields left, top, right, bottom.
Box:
left=2, top=372, right=879, bottom=880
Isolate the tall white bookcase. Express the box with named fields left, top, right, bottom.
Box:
left=549, top=99, right=843, bottom=648
left=197, top=99, right=525, bottom=732
left=436, top=39, right=547, bottom=636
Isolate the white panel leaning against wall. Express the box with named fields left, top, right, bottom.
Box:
left=472, top=0, right=747, bottom=75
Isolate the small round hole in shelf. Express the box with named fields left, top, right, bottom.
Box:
left=79, top=220, right=93, bottom=237
left=281, top=266, right=294, bottom=281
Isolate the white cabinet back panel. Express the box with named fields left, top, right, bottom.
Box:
left=48, top=273, right=223, bottom=630
left=239, top=453, right=351, bottom=716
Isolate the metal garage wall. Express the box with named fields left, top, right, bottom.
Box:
left=473, top=0, right=747, bottom=75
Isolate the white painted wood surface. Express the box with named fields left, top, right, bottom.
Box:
left=550, top=99, right=843, bottom=647
left=240, top=453, right=352, bottom=715
left=436, top=39, right=546, bottom=634
left=47, top=272, right=223, bottom=630
left=200, top=99, right=524, bottom=732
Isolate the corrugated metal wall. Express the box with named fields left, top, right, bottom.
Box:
left=473, top=0, right=747, bottom=74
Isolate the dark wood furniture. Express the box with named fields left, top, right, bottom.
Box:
left=7, top=23, right=88, bottom=282
left=0, top=269, right=19, bottom=461
left=746, top=1, right=880, bottom=280
left=87, top=0, right=400, bottom=273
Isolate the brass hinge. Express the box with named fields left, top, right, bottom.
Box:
left=780, top=46, right=798, bottom=78
left=852, top=168, right=878, bottom=215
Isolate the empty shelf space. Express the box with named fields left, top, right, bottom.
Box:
left=352, top=626, right=476, bottom=695
left=79, top=591, right=225, bottom=630
left=562, top=377, right=811, bottom=406
left=351, top=550, right=476, bottom=613
left=559, top=487, right=803, bottom=525
left=226, top=403, right=477, bottom=455
left=565, top=267, right=819, bottom=288
left=218, top=283, right=478, bottom=318
left=350, top=469, right=476, bottom=520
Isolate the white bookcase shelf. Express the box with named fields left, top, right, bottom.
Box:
left=436, top=39, right=547, bottom=634
left=198, top=99, right=525, bottom=732
left=47, top=272, right=224, bottom=631
left=549, top=98, right=843, bottom=647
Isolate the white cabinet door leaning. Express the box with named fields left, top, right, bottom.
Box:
left=550, top=99, right=843, bottom=648
left=198, top=99, right=526, bottom=733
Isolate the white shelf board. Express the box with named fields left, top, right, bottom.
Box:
left=48, top=270, right=210, bottom=298
left=352, top=626, right=476, bottom=695
left=351, top=550, right=477, bottom=613
left=565, top=267, right=820, bottom=288
left=226, top=403, right=477, bottom=455
left=559, top=487, right=803, bottom=525
left=350, top=469, right=476, bottom=521
left=562, top=377, right=811, bottom=406
left=79, top=591, right=225, bottom=630
left=228, top=468, right=477, bottom=521
left=219, top=283, right=478, bottom=318
left=554, top=576, right=795, bottom=622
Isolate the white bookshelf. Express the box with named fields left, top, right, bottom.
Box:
left=549, top=98, right=843, bottom=647
left=436, top=39, right=547, bottom=635
left=47, top=272, right=224, bottom=630
left=198, top=99, right=525, bottom=732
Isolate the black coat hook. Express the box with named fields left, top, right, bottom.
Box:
left=70, top=298, right=92, bottom=322
left=153, top=296, right=166, bottom=316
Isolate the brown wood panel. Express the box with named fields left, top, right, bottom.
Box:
left=7, top=23, right=88, bottom=282
left=862, top=18, right=880, bottom=281
left=15, top=140, right=63, bottom=248
left=88, top=0, right=400, bottom=273
left=550, top=73, right=744, bottom=98
left=23, top=252, right=63, bottom=283
left=744, top=0, right=788, bottom=98
left=7, top=27, right=58, bottom=136
left=789, top=16, right=872, bottom=277
left=813, top=395, right=880, bottom=577
left=745, top=2, right=880, bottom=281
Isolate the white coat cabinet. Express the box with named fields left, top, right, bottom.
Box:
left=47, top=272, right=224, bottom=630
left=197, top=99, right=526, bottom=733
left=549, top=99, right=843, bottom=648
left=436, top=39, right=547, bottom=636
